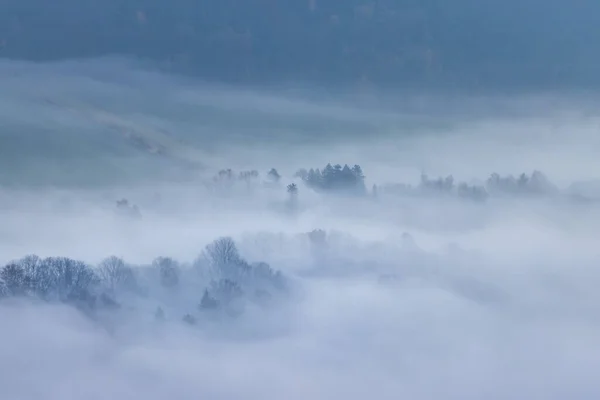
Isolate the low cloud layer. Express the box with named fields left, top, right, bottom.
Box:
left=1, top=59, right=600, bottom=400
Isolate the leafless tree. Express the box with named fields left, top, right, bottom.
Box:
left=0, top=263, right=27, bottom=296
left=203, top=237, right=240, bottom=267
left=98, top=256, right=136, bottom=294
left=202, top=237, right=249, bottom=281
left=41, top=257, right=99, bottom=302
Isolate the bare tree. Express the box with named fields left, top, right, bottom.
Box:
left=17, top=255, right=53, bottom=298
left=98, top=256, right=136, bottom=294
left=204, top=237, right=240, bottom=266
left=42, top=257, right=99, bottom=302
left=0, top=263, right=27, bottom=296
left=202, top=237, right=249, bottom=281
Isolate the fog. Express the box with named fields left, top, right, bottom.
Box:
left=2, top=59, right=600, bottom=400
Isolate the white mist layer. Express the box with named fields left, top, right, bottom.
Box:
left=1, top=59, right=600, bottom=400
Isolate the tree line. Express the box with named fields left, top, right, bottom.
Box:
left=206, top=163, right=563, bottom=201
left=0, top=237, right=287, bottom=324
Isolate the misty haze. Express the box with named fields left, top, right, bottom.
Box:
left=2, top=2, right=600, bottom=400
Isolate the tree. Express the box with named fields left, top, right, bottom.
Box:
left=420, top=174, right=454, bottom=194
left=294, top=168, right=308, bottom=180
left=322, top=163, right=335, bottom=189
left=182, top=314, right=197, bottom=325
left=41, top=257, right=99, bottom=303
left=199, top=289, right=219, bottom=310
left=458, top=183, right=488, bottom=202
left=98, top=256, right=136, bottom=294
left=152, top=257, right=180, bottom=288
left=210, top=279, right=244, bottom=311
left=305, top=168, right=322, bottom=188
left=251, top=262, right=286, bottom=291
left=17, top=255, right=52, bottom=299
left=287, top=183, right=298, bottom=195
left=299, top=163, right=367, bottom=193
left=203, top=237, right=250, bottom=281
left=215, top=169, right=234, bottom=182
left=204, top=237, right=240, bottom=266
left=267, top=168, right=281, bottom=183
left=0, top=263, right=27, bottom=296
left=529, top=170, right=559, bottom=195
left=352, top=165, right=365, bottom=180
left=239, top=170, right=259, bottom=181
left=287, top=183, right=299, bottom=210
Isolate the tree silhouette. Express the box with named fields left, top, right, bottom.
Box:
left=0, top=263, right=27, bottom=296
left=98, top=256, right=136, bottom=294
left=267, top=168, right=281, bottom=183
left=153, top=257, right=180, bottom=289
left=287, top=183, right=298, bottom=195
left=203, top=237, right=250, bottom=281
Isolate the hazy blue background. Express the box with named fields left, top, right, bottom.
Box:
left=1, top=0, right=599, bottom=91
left=3, top=3, right=600, bottom=400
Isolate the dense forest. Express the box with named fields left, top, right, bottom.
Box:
left=1, top=0, right=599, bottom=90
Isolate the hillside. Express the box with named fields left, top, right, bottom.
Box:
left=1, top=0, right=599, bottom=90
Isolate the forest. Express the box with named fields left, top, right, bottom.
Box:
left=1, top=237, right=287, bottom=324
left=2, top=162, right=594, bottom=327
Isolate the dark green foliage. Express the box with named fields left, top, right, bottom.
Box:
left=299, top=163, right=366, bottom=194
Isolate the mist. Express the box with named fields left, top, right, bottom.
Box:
left=2, top=57, right=600, bottom=400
